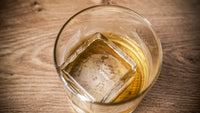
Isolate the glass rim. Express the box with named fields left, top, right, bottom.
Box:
left=54, top=4, right=163, bottom=106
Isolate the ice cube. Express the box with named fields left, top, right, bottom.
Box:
left=60, top=33, right=136, bottom=103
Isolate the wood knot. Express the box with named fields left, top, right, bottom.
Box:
left=102, top=0, right=116, bottom=5
left=31, top=1, right=43, bottom=12
left=38, top=8, right=42, bottom=12
left=33, top=1, right=39, bottom=5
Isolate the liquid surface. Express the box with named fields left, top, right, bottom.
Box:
left=61, top=33, right=149, bottom=103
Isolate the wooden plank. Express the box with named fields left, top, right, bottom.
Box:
left=0, top=0, right=199, bottom=112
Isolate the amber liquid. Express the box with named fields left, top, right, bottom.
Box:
left=61, top=33, right=149, bottom=103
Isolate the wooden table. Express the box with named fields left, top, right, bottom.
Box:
left=0, top=0, right=199, bottom=113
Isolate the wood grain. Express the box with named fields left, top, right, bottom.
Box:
left=0, top=0, right=199, bottom=113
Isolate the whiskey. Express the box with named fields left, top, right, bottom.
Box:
left=60, top=33, right=149, bottom=103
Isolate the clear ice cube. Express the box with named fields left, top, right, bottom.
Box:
left=60, top=33, right=136, bottom=103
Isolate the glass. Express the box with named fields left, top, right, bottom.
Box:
left=54, top=5, right=162, bottom=113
